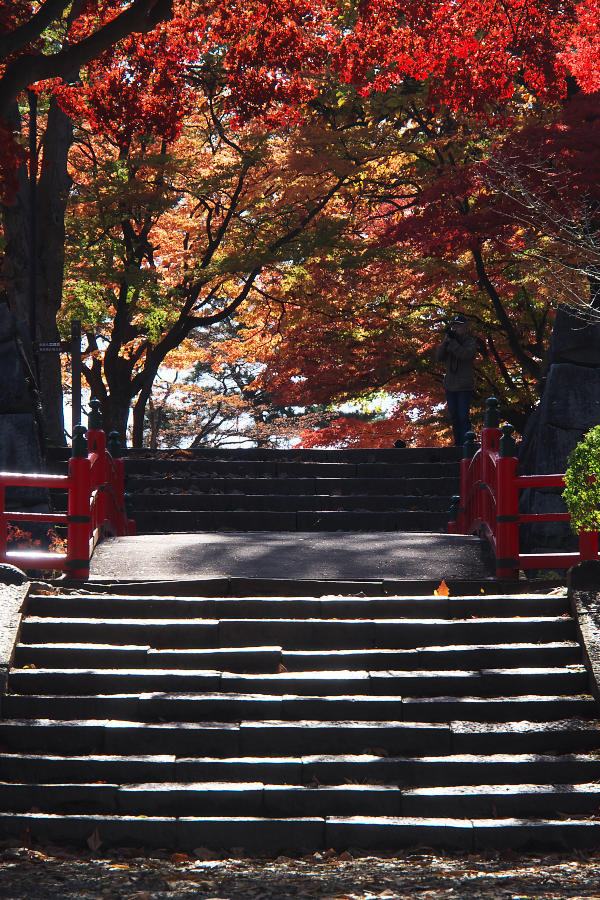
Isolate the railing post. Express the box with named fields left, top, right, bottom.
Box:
left=496, top=424, right=519, bottom=579
left=87, top=399, right=107, bottom=534
left=579, top=530, right=599, bottom=561
left=456, top=431, right=477, bottom=532
left=448, top=494, right=460, bottom=533
left=67, top=425, right=91, bottom=579
left=107, top=431, right=128, bottom=535
left=0, top=484, right=6, bottom=560
left=481, top=398, right=501, bottom=531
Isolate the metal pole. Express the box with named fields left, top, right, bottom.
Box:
left=28, top=89, right=38, bottom=357
left=71, top=319, right=82, bottom=433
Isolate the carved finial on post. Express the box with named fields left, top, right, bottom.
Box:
left=484, top=396, right=500, bottom=428
left=71, top=424, right=88, bottom=458
left=88, top=398, right=103, bottom=431
left=499, top=424, right=517, bottom=457
left=463, top=431, right=477, bottom=458
left=107, top=431, right=121, bottom=458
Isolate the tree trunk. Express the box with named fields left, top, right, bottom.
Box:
left=1, top=98, right=73, bottom=447
left=131, top=380, right=154, bottom=448
left=35, top=96, right=74, bottom=446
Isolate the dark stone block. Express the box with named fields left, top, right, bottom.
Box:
left=568, top=561, right=600, bottom=593
left=549, top=307, right=600, bottom=367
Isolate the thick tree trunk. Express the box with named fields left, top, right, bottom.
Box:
left=1, top=98, right=72, bottom=447
left=35, top=96, right=73, bottom=446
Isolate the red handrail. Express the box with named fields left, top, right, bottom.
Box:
left=0, top=422, right=134, bottom=579
left=448, top=398, right=598, bottom=577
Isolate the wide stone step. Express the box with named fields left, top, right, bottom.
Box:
left=124, top=459, right=460, bottom=479
left=130, top=509, right=450, bottom=532
left=23, top=592, right=569, bottom=620
left=0, top=718, right=598, bottom=757
left=7, top=665, right=589, bottom=697
left=124, top=475, right=458, bottom=495
left=122, top=446, right=463, bottom=465
left=3, top=693, right=595, bottom=723
left=2, top=780, right=600, bottom=821
left=2, top=751, right=600, bottom=788
left=130, top=494, right=454, bottom=513
left=18, top=616, right=577, bottom=649
left=3, top=810, right=600, bottom=851
left=14, top=641, right=581, bottom=673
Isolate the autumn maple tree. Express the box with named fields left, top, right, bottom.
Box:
left=2, top=0, right=600, bottom=449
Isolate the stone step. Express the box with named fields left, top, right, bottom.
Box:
left=3, top=693, right=595, bottom=723
left=1, top=780, right=599, bottom=820
left=13, top=643, right=284, bottom=672
left=14, top=641, right=581, bottom=673
left=129, top=509, right=450, bottom=532
left=123, top=475, right=458, bottom=495
left=130, top=493, right=454, bottom=513
left=7, top=666, right=589, bottom=698
left=2, top=751, right=600, bottom=788
left=121, top=447, right=463, bottom=465
left=4, top=809, right=600, bottom=851
left=282, top=643, right=581, bottom=671
left=0, top=718, right=598, bottom=757
left=123, top=459, right=460, bottom=479
left=23, top=593, right=569, bottom=620
left=18, top=616, right=577, bottom=649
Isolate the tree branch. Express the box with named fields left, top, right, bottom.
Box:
left=0, top=0, right=71, bottom=61
left=0, top=0, right=173, bottom=118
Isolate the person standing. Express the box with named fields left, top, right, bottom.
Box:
left=436, top=313, right=477, bottom=446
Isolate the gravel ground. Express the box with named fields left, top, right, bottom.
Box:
left=1, top=844, right=600, bottom=899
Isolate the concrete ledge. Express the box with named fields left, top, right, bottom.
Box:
left=569, top=561, right=600, bottom=703
left=0, top=577, right=29, bottom=702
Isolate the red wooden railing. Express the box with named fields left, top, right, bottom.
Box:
left=0, top=403, right=135, bottom=579
left=448, top=397, right=599, bottom=578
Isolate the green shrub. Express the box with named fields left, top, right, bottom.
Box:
left=563, top=425, right=600, bottom=534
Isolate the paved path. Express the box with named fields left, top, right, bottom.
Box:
left=90, top=531, right=493, bottom=582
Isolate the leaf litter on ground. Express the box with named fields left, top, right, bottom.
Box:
left=3, top=844, right=600, bottom=899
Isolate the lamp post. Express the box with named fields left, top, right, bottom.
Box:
left=27, top=87, right=39, bottom=381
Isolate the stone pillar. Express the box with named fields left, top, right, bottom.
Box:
left=0, top=303, right=46, bottom=516
left=519, top=306, right=600, bottom=549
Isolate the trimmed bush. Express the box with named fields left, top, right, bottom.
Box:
left=563, top=425, right=600, bottom=534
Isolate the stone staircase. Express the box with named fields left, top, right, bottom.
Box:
left=123, top=447, right=461, bottom=533
left=1, top=586, right=600, bottom=851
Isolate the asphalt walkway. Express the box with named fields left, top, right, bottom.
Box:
left=89, top=531, right=493, bottom=583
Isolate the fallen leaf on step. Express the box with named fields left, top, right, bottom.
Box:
left=434, top=579, right=450, bottom=597
left=86, top=827, right=102, bottom=852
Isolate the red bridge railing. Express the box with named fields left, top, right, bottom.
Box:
left=448, top=397, right=598, bottom=578
left=0, top=401, right=135, bottom=579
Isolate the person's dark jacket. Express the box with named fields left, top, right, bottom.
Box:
left=435, top=334, right=477, bottom=391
